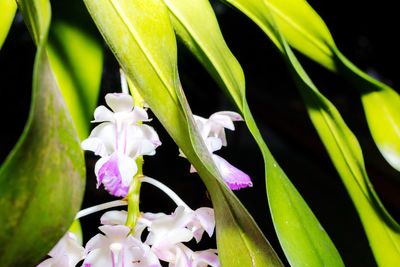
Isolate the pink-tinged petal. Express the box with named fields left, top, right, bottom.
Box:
left=81, top=137, right=108, bottom=157
left=173, top=246, right=192, bottom=267
left=84, top=234, right=108, bottom=255
left=101, top=210, right=127, bottom=225
left=125, top=124, right=161, bottom=157
left=126, top=239, right=162, bottom=267
left=192, top=249, right=220, bottom=267
left=209, top=113, right=235, bottom=131
left=98, top=225, right=131, bottom=243
left=204, top=137, right=222, bottom=154
left=194, top=208, right=215, bottom=238
left=117, top=153, right=137, bottom=187
left=212, top=154, right=253, bottom=190
left=189, top=165, right=197, bottom=173
left=212, top=111, right=243, bottom=122
left=105, top=93, right=134, bottom=113
left=89, top=123, right=116, bottom=154
left=132, top=106, right=149, bottom=122
left=92, top=105, right=114, bottom=123
left=95, top=153, right=136, bottom=197
left=37, top=232, right=84, bottom=267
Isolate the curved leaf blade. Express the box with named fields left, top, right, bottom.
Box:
left=0, top=1, right=85, bottom=265
left=334, top=50, right=400, bottom=172
left=221, top=0, right=400, bottom=264
left=224, top=0, right=400, bottom=173
left=281, top=38, right=400, bottom=266
left=164, top=0, right=343, bottom=265
left=47, top=0, right=103, bottom=139
left=82, top=0, right=282, bottom=265
left=0, top=0, right=17, bottom=50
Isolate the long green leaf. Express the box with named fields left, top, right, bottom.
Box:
left=0, top=0, right=16, bottom=50
left=222, top=0, right=400, bottom=264
left=47, top=0, right=103, bottom=139
left=225, top=0, right=400, bottom=172
left=82, top=0, right=282, bottom=266
left=0, top=0, right=85, bottom=265
left=281, top=36, right=400, bottom=267
left=163, top=0, right=343, bottom=265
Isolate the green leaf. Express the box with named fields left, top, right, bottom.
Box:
left=224, top=0, right=400, bottom=173
left=222, top=0, right=336, bottom=70
left=47, top=0, right=103, bottom=139
left=82, top=0, right=282, bottom=265
left=164, top=0, right=343, bottom=265
left=334, top=50, right=400, bottom=172
left=222, top=0, right=400, bottom=264
left=0, top=0, right=16, bottom=50
left=0, top=1, right=85, bottom=265
left=281, top=37, right=400, bottom=267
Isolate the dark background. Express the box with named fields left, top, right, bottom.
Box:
left=1, top=1, right=399, bottom=266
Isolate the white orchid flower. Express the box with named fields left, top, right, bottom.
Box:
left=83, top=225, right=161, bottom=267
left=36, top=232, right=84, bottom=267
left=186, top=111, right=253, bottom=190
left=82, top=93, right=161, bottom=197
left=194, top=111, right=242, bottom=146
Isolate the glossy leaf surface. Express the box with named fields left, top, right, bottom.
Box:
left=164, top=0, right=343, bottom=265
left=0, top=0, right=17, bottom=49
left=282, top=38, right=400, bottom=267
left=47, top=0, right=103, bottom=139
left=0, top=1, right=85, bottom=265
left=221, top=0, right=400, bottom=264
left=224, top=0, right=400, bottom=172
left=82, top=0, right=282, bottom=265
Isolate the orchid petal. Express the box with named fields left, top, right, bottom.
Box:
left=192, top=249, right=220, bottom=267
left=95, top=153, right=136, bottom=197
left=204, top=137, right=222, bottom=154
left=92, top=105, right=114, bottom=123
left=212, top=154, right=253, bottom=190
left=132, top=106, right=150, bottom=122
left=81, top=137, right=108, bottom=157
left=89, top=123, right=116, bottom=154
left=105, top=93, right=134, bottom=113
left=99, top=225, right=131, bottom=241
left=209, top=113, right=236, bottom=131
left=194, top=208, right=215, bottom=238
left=117, top=153, right=137, bottom=187
left=101, top=210, right=127, bottom=225
left=212, top=111, right=243, bottom=122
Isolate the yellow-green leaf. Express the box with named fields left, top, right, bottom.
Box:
left=0, top=0, right=17, bottom=49
left=0, top=1, right=85, bottom=265
left=83, top=0, right=283, bottom=265
left=223, top=0, right=400, bottom=173
left=47, top=0, right=103, bottom=139
left=164, top=0, right=343, bottom=265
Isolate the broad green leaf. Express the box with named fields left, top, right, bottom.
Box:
left=222, top=0, right=336, bottom=70
left=222, top=0, right=400, bottom=264
left=0, top=1, right=85, bottom=265
left=83, top=0, right=282, bottom=265
left=224, top=0, right=400, bottom=172
left=280, top=37, right=400, bottom=267
left=164, top=0, right=343, bottom=265
left=47, top=0, right=103, bottom=139
left=0, top=0, right=16, bottom=49
left=334, top=49, right=400, bottom=172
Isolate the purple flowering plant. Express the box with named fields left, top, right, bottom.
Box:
left=1, top=0, right=400, bottom=266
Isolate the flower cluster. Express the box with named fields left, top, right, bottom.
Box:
left=39, top=87, right=253, bottom=266
left=81, top=93, right=160, bottom=197
left=186, top=112, right=253, bottom=190
left=38, top=201, right=218, bottom=267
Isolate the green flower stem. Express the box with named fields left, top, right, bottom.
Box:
left=125, top=157, right=144, bottom=232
